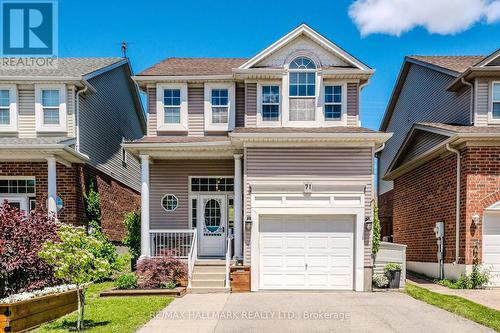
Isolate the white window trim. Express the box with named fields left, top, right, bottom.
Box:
left=161, top=194, right=179, bottom=212
left=0, top=84, right=18, bottom=132
left=35, top=84, right=67, bottom=133
left=204, top=82, right=235, bottom=132
left=319, top=81, right=347, bottom=125
left=156, top=83, right=188, bottom=132
left=489, top=81, right=500, bottom=124
left=257, top=82, right=281, bottom=127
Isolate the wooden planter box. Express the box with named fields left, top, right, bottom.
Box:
left=0, top=289, right=78, bottom=333
left=230, top=266, right=251, bottom=292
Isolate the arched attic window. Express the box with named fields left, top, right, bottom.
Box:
left=288, top=56, right=317, bottom=121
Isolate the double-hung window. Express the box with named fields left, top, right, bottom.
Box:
left=211, top=89, right=229, bottom=124
left=261, top=85, right=280, bottom=122
left=0, top=85, right=17, bottom=132
left=156, top=83, right=188, bottom=131
left=493, top=82, right=500, bottom=120
left=163, top=89, right=181, bottom=124
left=324, top=85, right=342, bottom=120
left=288, top=56, right=316, bottom=121
left=35, top=84, right=66, bottom=132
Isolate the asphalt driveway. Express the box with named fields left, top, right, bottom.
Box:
left=138, top=291, right=494, bottom=333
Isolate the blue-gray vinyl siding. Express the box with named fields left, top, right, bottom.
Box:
left=79, top=65, right=144, bottom=191
left=379, top=63, right=471, bottom=194
left=396, top=130, right=449, bottom=168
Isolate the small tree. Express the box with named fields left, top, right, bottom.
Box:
left=372, top=202, right=381, bottom=255
left=39, top=224, right=111, bottom=331
left=123, top=209, right=141, bottom=258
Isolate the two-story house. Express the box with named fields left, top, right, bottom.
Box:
left=124, top=24, right=390, bottom=292
left=0, top=58, right=146, bottom=242
left=378, top=50, right=500, bottom=284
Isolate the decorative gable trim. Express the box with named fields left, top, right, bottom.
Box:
left=474, top=48, right=500, bottom=67
left=238, top=24, right=370, bottom=71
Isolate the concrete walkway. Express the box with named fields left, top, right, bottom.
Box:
left=138, top=291, right=494, bottom=333
left=408, top=275, right=500, bottom=310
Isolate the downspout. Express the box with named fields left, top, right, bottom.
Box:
left=460, top=78, right=474, bottom=125
left=75, top=82, right=89, bottom=152
left=446, top=143, right=461, bottom=265
left=358, top=81, right=370, bottom=127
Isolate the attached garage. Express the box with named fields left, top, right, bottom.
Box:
left=259, top=215, right=355, bottom=290
left=483, top=208, right=500, bottom=286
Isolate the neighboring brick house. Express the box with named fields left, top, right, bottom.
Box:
left=0, top=59, right=145, bottom=242
left=124, top=24, right=391, bottom=292
left=379, top=49, right=500, bottom=284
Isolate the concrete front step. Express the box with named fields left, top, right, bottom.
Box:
left=191, top=279, right=225, bottom=288
left=195, top=259, right=226, bottom=266
left=193, top=267, right=226, bottom=274
left=188, top=287, right=230, bottom=294
left=193, top=272, right=226, bottom=280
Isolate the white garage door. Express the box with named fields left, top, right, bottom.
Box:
left=259, top=215, right=354, bottom=290
left=483, top=212, right=500, bottom=286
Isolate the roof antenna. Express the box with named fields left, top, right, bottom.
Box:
left=121, top=41, right=128, bottom=58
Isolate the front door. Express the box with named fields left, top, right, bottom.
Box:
left=198, top=194, right=227, bottom=257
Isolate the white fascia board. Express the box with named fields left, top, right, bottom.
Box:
left=0, top=144, right=88, bottom=163
left=229, top=132, right=392, bottom=140
left=239, top=24, right=370, bottom=70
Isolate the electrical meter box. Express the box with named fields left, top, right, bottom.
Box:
left=434, top=221, right=444, bottom=238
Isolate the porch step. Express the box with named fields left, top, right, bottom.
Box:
left=191, top=279, right=225, bottom=288
left=193, top=272, right=226, bottom=280
left=189, top=260, right=227, bottom=293
left=189, top=287, right=230, bottom=294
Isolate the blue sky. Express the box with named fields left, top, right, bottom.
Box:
left=60, top=0, right=499, bottom=130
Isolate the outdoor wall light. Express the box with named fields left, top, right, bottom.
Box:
left=365, top=217, right=373, bottom=231
left=245, top=216, right=252, bottom=225
left=472, top=214, right=481, bottom=227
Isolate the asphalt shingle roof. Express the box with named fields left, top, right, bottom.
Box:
left=232, top=127, right=379, bottom=134
left=139, top=58, right=248, bottom=76
left=0, top=58, right=124, bottom=78
left=417, top=122, right=500, bottom=134
left=0, top=137, right=74, bottom=145
left=408, top=56, right=485, bottom=73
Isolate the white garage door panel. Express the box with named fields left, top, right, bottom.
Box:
left=483, top=212, right=500, bottom=286
left=259, top=215, right=354, bottom=290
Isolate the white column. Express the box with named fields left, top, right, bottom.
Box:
left=234, top=154, right=243, bottom=259
left=46, top=157, right=57, bottom=218
left=140, top=155, right=150, bottom=258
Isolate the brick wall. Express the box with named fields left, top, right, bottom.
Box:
left=393, top=146, right=500, bottom=266
left=462, top=146, right=500, bottom=264
left=0, top=161, right=140, bottom=242
left=378, top=190, right=393, bottom=240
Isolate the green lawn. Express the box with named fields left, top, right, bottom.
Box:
left=35, top=282, right=173, bottom=333
left=405, top=283, right=500, bottom=331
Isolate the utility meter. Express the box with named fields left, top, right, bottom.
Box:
left=434, top=221, right=444, bottom=239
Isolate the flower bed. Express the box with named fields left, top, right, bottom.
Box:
left=0, top=286, right=78, bottom=333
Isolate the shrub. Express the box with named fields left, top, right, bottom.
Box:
left=384, top=263, right=402, bottom=273
left=136, top=257, right=187, bottom=289
left=39, top=223, right=112, bottom=331
left=372, top=203, right=381, bottom=255
left=372, top=273, right=389, bottom=288
left=123, top=210, right=141, bottom=258
left=0, top=202, right=59, bottom=298
left=115, top=273, right=138, bottom=289
left=164, top=281, right=177, bottom=289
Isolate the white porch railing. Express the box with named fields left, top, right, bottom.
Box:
left=225, top=235, right=233, bottom=288
left=149, top=229, right=195, bottom=258
left=187, top=230, right=197, bottom=288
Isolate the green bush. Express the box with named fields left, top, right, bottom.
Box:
left=123, top=210, right=141, bottom=258
left=115, top=273, right=138, bottom=289
left=372, top=203, right=381, bottom=255
left=384, top=262, right=402, bottom=273
left=164, top=281, right=177, bottom=289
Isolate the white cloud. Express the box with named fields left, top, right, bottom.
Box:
left=349, top=0, right=500, bottom=36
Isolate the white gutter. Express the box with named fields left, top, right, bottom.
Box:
left=75, top=82, right=89, bottom=152
left=374, top=142, right=385, bottom=154
left=132, top=75, right=234, bottom=82
left=460, top=78, right=474, bottom=125
left=446, top=143, right=461, bottom=265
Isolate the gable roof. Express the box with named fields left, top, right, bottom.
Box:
left=0, top=58, right=125, bottom=79
left=139, top=58, right=248, bottom=76
left=379, top=55, right=487, bottom=131
left=239, top=24, right=370, bottom=70
left=384, top=122, right=500, bottom=180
